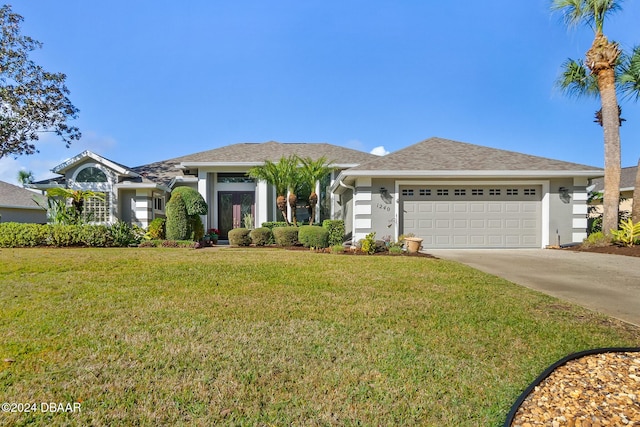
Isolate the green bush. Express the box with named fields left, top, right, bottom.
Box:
left=322, top=220, right=345, bottom=246
left=171, top=187, right=208, bottom=216
left=298, top=225, right=329, bottom=248
left=228, top=228, right=252, bottom=246
left=191, top=215, right=205, bottom=241
left=80, top=224, right=112, bottom=247
left=250, top=227, right=272, bottom=246
left=261, top=221, right=289, bottom=230
left=611, top=219, right=640, bottom=247
left=360, top=232, right=377, bottom=255
left=147, top=218, right=166, bottom=240
left=110, top=221, right=143, bottom=247
left=330, top=244, right=345, bottom=254
left=582, top=231, right=610, bottom=248
left=166, top=193, right=189, bottom=240
left=50, top=224, right=82, bottom=247
left=0, top=222, right=49, bottom=247
left=273, top=226, right=299, bottom=246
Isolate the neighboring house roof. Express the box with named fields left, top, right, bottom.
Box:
left=591, top=165, right=637, bottom=193
left=133, top=141, right=378, bottom=187
left=0, top=180, right=46, bottom=210
left=343, top=137, right=603, bottom=176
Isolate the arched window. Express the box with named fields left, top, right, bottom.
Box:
left=76, top=167, right=107, bottom=183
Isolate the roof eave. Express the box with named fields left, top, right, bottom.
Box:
left=340, top=169, right=603, bottom=178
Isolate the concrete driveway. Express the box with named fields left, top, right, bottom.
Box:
left=428, top=249, right=640, bottom=326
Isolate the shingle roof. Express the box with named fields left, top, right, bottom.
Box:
left=0, top=180, right=46, bottom=209
left=591, top=165, right=636, bottom=192
left=348, top=137, right=603, bottom=172
left=133, top=141, right=377, bottom=186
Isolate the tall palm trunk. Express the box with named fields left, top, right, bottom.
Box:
left=632, top=158, right=640, bottom=224
left=308, top=191, right=318, bottom=225
left=288, top=193, right=298, bottom=226
left=587, top=33, right=622, bottom=236
left=277, top=195, right=289, bottom=225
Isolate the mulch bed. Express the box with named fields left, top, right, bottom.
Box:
left=562, top=244, right=640, bottom=258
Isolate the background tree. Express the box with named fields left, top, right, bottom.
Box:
left=16, top=169, right=33, bottom=187
left=618, top=46, right=640, bottom=223
left=248, top=156, right=298, bottom=225
left=0, top=5, right=80, bottom=158
left=552, top=0, right=623, bottom=237
left=298, top=156, right=334, bottom=225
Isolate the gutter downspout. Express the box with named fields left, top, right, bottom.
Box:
left=338, top=178, right=356, bottom=246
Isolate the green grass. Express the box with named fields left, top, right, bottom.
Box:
left=1, top=248, right=638, bottom=426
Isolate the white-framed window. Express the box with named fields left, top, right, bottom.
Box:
left=153, top=195, right=164, bottom=212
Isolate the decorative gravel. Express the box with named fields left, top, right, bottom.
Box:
left=510, top=351, right=640, bottom=426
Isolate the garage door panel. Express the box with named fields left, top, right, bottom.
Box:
left=401, top=185, right=542, bottom=248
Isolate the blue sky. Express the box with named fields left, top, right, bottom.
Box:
left=2, top=0, right=640, bottom=184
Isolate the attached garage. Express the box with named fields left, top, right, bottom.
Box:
left=400, top=184, right=542, bottom=248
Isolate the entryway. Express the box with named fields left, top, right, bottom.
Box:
left=217, top=191, right=255, bottom=239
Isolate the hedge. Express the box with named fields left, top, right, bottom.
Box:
left=0, top=222, right=142, bottom=248
left=322, top=220, right=345, bottom=246
left=250, top=227, right=272, bottom=246
left=273, top=226, right=299, bottom=246
left=228, top=228, right=252, bottom=246
left=298, top=225, right=329, bottom=248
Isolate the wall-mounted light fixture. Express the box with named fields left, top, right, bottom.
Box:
left=379, top=187, right=392, bottom=203
left=558, top=186, right=571, bottom=204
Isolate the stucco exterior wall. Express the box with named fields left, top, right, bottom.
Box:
left=0, top=207, right=47, bottom=224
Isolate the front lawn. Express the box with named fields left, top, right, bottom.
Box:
left=1, top=248, right=638, bottom=426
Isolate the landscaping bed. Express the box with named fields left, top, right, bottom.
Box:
left=564, top=244, right=640, bottom=258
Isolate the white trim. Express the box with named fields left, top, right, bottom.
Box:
left=341, top=169, right=602, bottom=178
left=572, top=218, right=588, bottom=229
left=355, top=204, right=372, bottom=215
left=53, top=150, right=139, bottom=177
left=573, top=177, right=589, bottom=187
left=356, top=177, right=372, bottom=187
left=395, top=179, right=550, bottom=248
left=573, top=232, right=587, bottom=242
left=573, top=191, right=589, bottom=201
left=356, top=190, right=372, bottom=201
left=573, top=204, right=588, bottom=215
left=355, top=218, right=371, bottom=229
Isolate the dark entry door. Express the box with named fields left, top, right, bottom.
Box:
left=218, top=191, right=255, bottom=239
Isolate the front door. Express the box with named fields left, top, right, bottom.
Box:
left=218, top=191, right=255, bottom=239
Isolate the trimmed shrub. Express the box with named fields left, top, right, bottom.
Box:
left=50, top=224, right=82, bottom=247
left=298, top=225, right=329, bottom=248
left=166, top=193, right=189, bottom=240
left=228, top=228, right=252, bottom=246
left=0, top=222, right=49, bottom=247
left=147, top=218, right=166, bottom=240
left=110, top=221, right=143, bottom=247
left=261, top=221, right=289, bottom=230
left=322, top=220, right=345, bottom=246
left=330, top=244, right=345, bottom=254
left=250, top=227, right=272, bottom=246
left=80, top=224, right=112, bottom=247
left=191, top=215, right=205, bottom=241
left=273, top=226, right=299, bottom=246
left=171, top=186, right=208, bottom=215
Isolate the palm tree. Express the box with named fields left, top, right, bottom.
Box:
left=247, top=155, right=298, bottom=226
left=46, top=187, right=105, bottom=224
left=618, top=46, right=640, bottom=222
left=16, top=170, right=34, bottom=187
left=553, top=0, right=623, bottom=237
left=298, top=156, right=334, bottom=225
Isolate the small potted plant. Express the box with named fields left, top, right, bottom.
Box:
left=207, top=228, right=219, bottom=245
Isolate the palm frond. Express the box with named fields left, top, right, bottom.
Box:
left=556, top=58, right=599, bottom=98
left=552, top=0, right=622, bottom=33
left=618, top=45, right=640, bottom=101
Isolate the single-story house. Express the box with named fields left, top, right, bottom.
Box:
left=589, top=165, right=637, bottom=215
left=29, top=137, right=603, bottom=248
left=0, top=180, right=47, bottom=223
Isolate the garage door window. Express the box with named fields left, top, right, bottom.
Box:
left=454, top=189, right=466, bottom=196
left=437, top=189, right=448, bottom=196
left=401, top=189, right=414, bottom=196
left=419, top=189, right=431, bottom=196
left=472, top=189, right=484, bottom=196
left=524, top=188, right=536, bottom=196
left=507, top=189, right=519, bottom=196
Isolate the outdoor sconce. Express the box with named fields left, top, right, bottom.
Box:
left=379, top=187, right=392, bottom=204
left=559, top=186, right=571, bottom=204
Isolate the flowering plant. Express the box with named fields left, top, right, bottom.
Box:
left=207, top=228, right=219, bottom=236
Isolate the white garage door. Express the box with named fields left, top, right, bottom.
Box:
left=401, top=185, right=542, bottom=248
